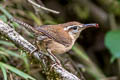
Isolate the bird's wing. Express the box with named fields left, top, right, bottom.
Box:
left=34, top=25, right=72, bottom=47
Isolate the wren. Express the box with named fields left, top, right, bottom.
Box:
left=11, top=18, right=98, bottom=64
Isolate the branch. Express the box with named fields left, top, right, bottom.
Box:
left=0, top=20, right=81, bottom=80
left=27, top=0, right=60, bottom=14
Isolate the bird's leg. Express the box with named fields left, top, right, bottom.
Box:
left=47, top=49, right=61, bottom=66
left=35, top=38, right=62, bottom=70
left=36, top=36, right=61, bottom=67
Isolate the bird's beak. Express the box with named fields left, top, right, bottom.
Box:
left=83, top=23, right=99, bottom=28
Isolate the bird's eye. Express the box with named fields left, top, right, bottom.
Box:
left=72, top=26, right=78, bottom=30
left=70, top=26, right=79, bottom=34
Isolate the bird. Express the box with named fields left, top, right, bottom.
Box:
left=10, top=18, right=99, bottom=65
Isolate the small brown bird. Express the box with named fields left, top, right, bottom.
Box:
left=11, top=18, right=98, bottom=64
left=34, top=22, right=99, bottom=54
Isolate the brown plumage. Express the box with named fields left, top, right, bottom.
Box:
left=35, top=21, right=82, bottom=46
left=34, top=21, right=83, bottom=54
left=35, top=25, right=72, bottom=47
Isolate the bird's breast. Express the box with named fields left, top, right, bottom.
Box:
left=47, top=40, right=74, bottom=54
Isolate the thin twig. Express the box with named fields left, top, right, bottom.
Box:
left=27, top=0, right=60, bottom=14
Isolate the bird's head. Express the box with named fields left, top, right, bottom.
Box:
left=62, top=21, right=99, bottom=40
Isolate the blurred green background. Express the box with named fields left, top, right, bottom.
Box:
left=0, top=0, right=120, bottom=80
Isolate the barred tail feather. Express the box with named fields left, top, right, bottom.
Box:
left=10, top=18, right=37, bottom=33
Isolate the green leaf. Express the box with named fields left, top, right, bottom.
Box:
left=0, top=51, right=9, bottom=56
left=28, top=12, right=42, bottom=25
left=0, top=62, right=36, bottom=80
left=0, top=15, right=7, bottom=22
left=0, top=40, right=15, bottom=47
left=0, top=47, right=21, bottom=58
left=0, top=65, right=7, bottom=80
left=105, top=29, right=120, bottom=61
left=21, top=51, right=30, bottom=72
left=0, top=5, right=19, bottom=28
left=0, top=54, right=8, bottom=62
left=0, top=5, right=12, bottom=19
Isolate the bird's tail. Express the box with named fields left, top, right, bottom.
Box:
left=10, top=18, right=37, bottom=33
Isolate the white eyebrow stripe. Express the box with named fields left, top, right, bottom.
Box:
left=64, top=25, right=83, bottom=31
left=64, top=26, right=73, bottom=30
left=64, top=25, right=77, bottom=31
